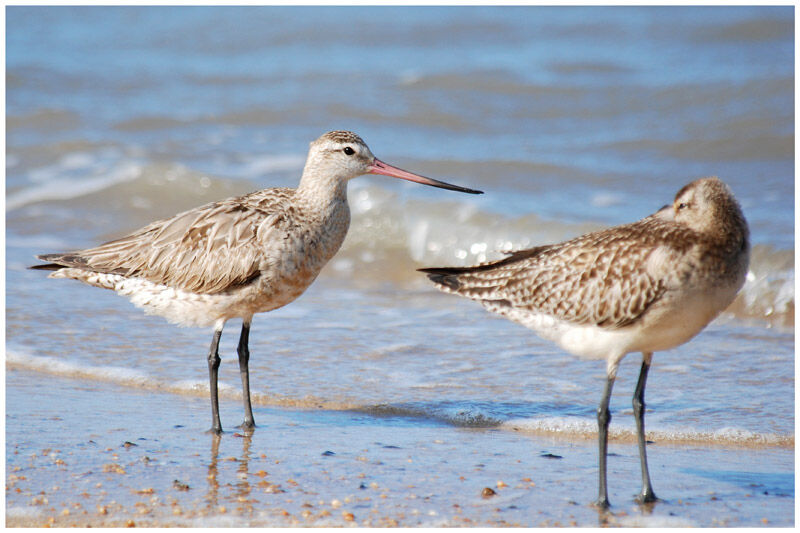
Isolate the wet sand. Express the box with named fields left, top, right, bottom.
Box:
left=6, top=369, right=793, bottom=527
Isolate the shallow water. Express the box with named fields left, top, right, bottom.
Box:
left=5, top=5, right=794, bottom=526
left=6, top=370, right=794, bottom=527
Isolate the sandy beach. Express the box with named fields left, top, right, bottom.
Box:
left=6, top=369, right=793, bottom=527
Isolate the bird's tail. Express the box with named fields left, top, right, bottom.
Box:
left=29, top=253, right=88, bottom=271
left=29, top=263, right=64, bottom=271
left=418, top=245, right=549, bottom=299
left=417, top=266, right=472, bottom=291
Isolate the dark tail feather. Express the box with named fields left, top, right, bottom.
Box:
left=417, top=266, right=469, bottom=290
left=29, top=253, right=87, bottom=271
left=29, top=263, right=65, bottom=271
left=419, top=246, right=551, bottom=291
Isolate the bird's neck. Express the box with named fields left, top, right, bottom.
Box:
left=294, top=169, right=352, bottom=255
left=707, top=202, right=750, bottom=255
left=296, top=168, right=350, bottom=209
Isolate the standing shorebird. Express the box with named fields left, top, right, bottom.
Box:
left=419, top=177, right=749, bottom=508
left=31, top=130, right=482, bottom=434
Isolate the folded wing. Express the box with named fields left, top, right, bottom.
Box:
left=421, top=219, right=688, bottom=329
left=35, top=189, right=295, bottom=295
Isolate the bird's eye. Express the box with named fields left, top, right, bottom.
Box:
left=343, top=147, right=355, bottom=156
left=678, top=202, right=689, bottom=210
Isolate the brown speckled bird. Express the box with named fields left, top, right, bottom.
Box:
left=31, top=130, right=482, bottom=434
left=420, top=176, right=749, bottom=508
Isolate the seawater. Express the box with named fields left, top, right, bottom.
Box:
left=6, top=7, right=794, bottom=448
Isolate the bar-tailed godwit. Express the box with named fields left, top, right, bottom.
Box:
left=31, top=130, right=482, bottom=434
left=420, top=177, right=749, bottom=508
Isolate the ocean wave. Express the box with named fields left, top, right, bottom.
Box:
left=5, top=348, right=359, bottom=412
left=6, top=160, right=144, bottom=211
left=730, top=245, right=794, bottom=327
left=501, top=416, right=793, bottom=448
left=6, top=108, right=81, bottom=132
left=7, top=149, right=250, bottom=213
left=6, top=349, right=152, bottom=388
left=226, top=153, right=306, bottom=180
left=8, top=349, right=790, bottom=450
left=697, top=15, right=793, bottom=43
left=359, top=403, right=503, bottom=428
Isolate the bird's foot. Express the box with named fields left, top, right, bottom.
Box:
left=592, top=498, right=611, bottom=511
left=206, top=426, right=224, bottom=436
left=635, top=491, right=659, bottom=506
left=237, top=420, right=256, bottom=433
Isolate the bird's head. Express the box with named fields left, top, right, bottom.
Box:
left=300, top=130, right=482, bottom=194
left=671, top=177, right=748, bottom=244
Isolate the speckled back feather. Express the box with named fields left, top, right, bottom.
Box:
left=422, top=218, right=697, bottom=328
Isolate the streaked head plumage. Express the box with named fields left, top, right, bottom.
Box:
left=303, top=130, right=375, bottom=183
left=672, top=177, right=747, bottom=240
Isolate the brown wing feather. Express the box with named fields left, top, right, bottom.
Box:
left=422, top=217, right=694, bottom=329
left=35, top=188, right=295, bottom=294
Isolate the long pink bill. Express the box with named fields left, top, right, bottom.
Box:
left=368, top=158, right=483, bottom=195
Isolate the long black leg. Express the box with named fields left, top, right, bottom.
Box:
left=237, top=321, right=255, bottom=429
left=633, top=353, right=657, bottom=504
left=207, top=326, right=223, bottom=434
left=595, top=375, right=615, bottom=509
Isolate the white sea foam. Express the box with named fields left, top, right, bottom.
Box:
left=501, top=416, right=791, bottom=447
left=617, top=514, right=698, bottom=527
left=173, top=379, right=211, bottom=393
left=590, top=191, right=624, bottom=207
left=7, top=161, right=144, bottom=211
left=6, top=348, right=150, bottom=386
left=7, top=347, right=245, bottom=401
left=231, top=153, right=305, bottom=179
left=738, top=252, right=794, bottom=325
left=504, top=415, right=596, bottom=435
left=5, top=506, right=43, bottom=519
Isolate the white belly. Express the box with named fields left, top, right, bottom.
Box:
left=483, top=283, right=739, bottom=365
left=50, top=269, right=261, bottom=328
